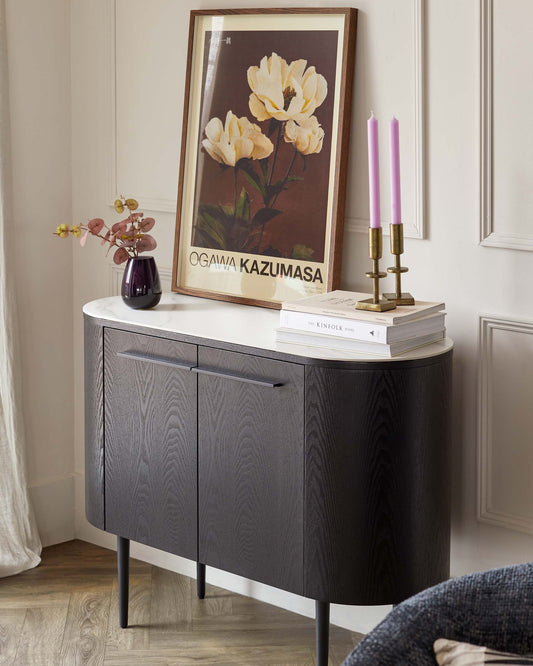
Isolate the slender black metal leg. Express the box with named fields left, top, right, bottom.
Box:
left=315, top=600, right=330, bottom=666
left=117, top=536, right=130, bottom=628
left=197, top=562, right=206, bottom=599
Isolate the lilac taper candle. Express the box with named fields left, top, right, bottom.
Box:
left=389, top=116, right=401, bottom=224
left=367, top=113, right=381, bottom=228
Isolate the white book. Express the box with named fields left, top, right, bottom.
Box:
left=279, top=310, right=446, bottom=344
left=275, top=327, right=446, bottom=358
left=282, top=290, right=445, bottom=324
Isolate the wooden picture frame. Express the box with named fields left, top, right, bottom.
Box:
left=172, top=8, right=357, bottom=309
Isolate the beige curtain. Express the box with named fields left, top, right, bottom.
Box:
left=0, top=0, right=41, bottom=577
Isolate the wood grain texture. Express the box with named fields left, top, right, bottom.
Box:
left=191, top=581, right=232, bottom=621
left=103, top=646, right=316, bottom=665
left=198, top=346, right=305, bottom=595
left=59, top=589, right=111, bottom=665
left=87, top=311, right=452, bottom=638
left=106, top=572, right=151, bottom=651
left=84, top=315, right=105, bottom=528
left=304, top=351, right=453, bottom=605
left=0, top=539, right=121, bottom=610
left=328, top=8, right=357, bottom=291
left=148, top=566, right=192, bottom=647
left=190, top=8, right=357, bottom=15
left=15, top=606, right=69, bottom=665
left=104, top=329, right=198, bottom=559
left=2, top=541, right=360, bottom=665
left=0, top=610, right=26, bottom=665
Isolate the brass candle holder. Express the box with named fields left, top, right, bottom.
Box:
left=383, top=223, right=415, bottom=305
left=356, top=227, right=396, bottom=312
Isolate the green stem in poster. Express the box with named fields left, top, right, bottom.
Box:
left=271, top=147, right=299, bottom=209
left=257, top=131, right=297, bottom=253
left=233, top=167, right=238, bottom=222
left=267, top=122, right=284, bottom=187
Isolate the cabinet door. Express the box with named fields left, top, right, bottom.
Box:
left=197, top=347, right=304, bottom=595
left=104, top=329, right=197, bottom=559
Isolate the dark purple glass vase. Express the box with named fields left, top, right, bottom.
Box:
left=121, top=256, right=162, bottom=309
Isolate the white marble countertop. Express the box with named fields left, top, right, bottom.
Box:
left=83, top=292, right=453, bottom=363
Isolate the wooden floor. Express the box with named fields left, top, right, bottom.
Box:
left=0, top=540, right=362, bottom=665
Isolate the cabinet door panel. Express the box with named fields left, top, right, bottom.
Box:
left=198, top=347, right=304, bottom=595
left=104, top=329, right=197, bottom=559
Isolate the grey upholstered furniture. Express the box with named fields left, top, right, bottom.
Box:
left=343, top=562, right=533, bottom=665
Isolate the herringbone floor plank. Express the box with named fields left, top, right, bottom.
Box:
left=0, top=540, right=362, bottom=665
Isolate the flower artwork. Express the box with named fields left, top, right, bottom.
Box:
left=202, top=112, right=274, bottom=166
left=54, top=197, right=156, bottom=264
left=248, top=53, right=327, bottom=123
left=194, top=52, right=327, bottom=261
left=173, top=10, right=357, bottom=307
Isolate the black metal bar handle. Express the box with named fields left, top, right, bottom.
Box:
left=192, top=366, right=283, bottom=388
left=117, top=350, right=196, bottom=371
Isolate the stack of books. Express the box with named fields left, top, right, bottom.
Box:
left=276, top=290, right=446, bottom=357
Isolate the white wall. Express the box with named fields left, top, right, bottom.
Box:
left=5, top=0, right=533, bottom=636
left=5, top=0, right=74, bottom=546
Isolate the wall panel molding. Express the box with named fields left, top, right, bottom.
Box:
left=105, top=0, right=118, bottom=210
left=106, top=0, right=177, bottom=213
left=107, top=0, right=426, bottom=233
left=478, top=315, right=533, bottom=535
left=479, top=0, right=493, bottom=247
left=479, top=0, right=533, bottom=251
left=346, top=0, right=425, bottom=239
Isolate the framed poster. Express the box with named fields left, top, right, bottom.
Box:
left=172, top=8, right=357, bottom=309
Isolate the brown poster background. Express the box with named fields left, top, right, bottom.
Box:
left=192, top=30, right=338, bottom=264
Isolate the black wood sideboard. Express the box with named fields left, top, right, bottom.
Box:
left=83, top=294, right=453, bottom=665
